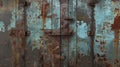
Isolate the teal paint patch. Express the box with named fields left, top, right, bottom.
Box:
left=51, top=0, right=60, bottom=29
left=76, top=0, right=92, bottom=56
left=27, top=0, right=60, bottom=50
left=77, top=21, right=88, bottom=39
left=7, top=6, right=24, bottom=31
left=77, top=21, right=90, bottom=55
left=94, top=0, right=115, bottom=55
left=76, top=0, right=91, bottom=23
left=26, top=1, right=43, bottom=50
left=94, top=0, right=120, bottom=64
left=0, top=21, right=5, bottom=32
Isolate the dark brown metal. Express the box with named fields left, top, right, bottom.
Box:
left=88, top=0, right=98, bottom=67
left=88, top=31, right=95, bottom=36
left=0, top=0, right=3, bottom=7
left=88, top=0, right=99, bottom=7
left=111, top=14, right=120, bottom=30
left=44, top=29, right=73, bottom=36
left=9, top=29, right=30, bottom=37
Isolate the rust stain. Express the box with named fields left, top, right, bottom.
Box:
left=113, top=30, right=119, bottom=67
left=43, top=17, right=74, bottom=35
left=39, top=3, right=75, bottom=66
left=9, top=17, right=27, bottom=67
left=111, top=13, right=120, bottom=30
left=0, top=1, right=3, bottom=7
left=95, top=54, right=112, bottom=67
left=39, top=1, right=50, bottom=29
left=39, top=35, right=62, bottom=67
left=1, top=0, right=120, bottom=67
left=111, top=8, right=120, bottom=67
left=40, top=15, right=75, bottom=66
left=114, top=58, right=119, bottom=65
left=38, top=0, right=57, bottom=29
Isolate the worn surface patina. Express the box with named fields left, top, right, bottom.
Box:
left=0, top=0, right=120, bottom=67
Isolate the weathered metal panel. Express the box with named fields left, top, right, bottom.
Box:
left=94, top=0, right=120, bottom=67
left=1, top=0, right=120, bottom=67
left=0, top=0, right=16, bottom=67
left=68, top=0, right=77, bottom=67
left=60, top=0, right=69, bottom=67
left=76, top=0, right=93, bottom=67
left=26, top=0, right=61, bottom=67
left=0, top=0, right=26, bottom=67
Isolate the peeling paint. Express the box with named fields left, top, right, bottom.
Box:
left=8, top=6, right=24, bottom=31
left=26, top=1, right=43, bottom=50
left=77, top=21, right=88, bottom=39
left=1, top=0, right=120, bottom=67
left=94, top=0, right=120, bottom=66
left=0, top=21, right=5, bottom=32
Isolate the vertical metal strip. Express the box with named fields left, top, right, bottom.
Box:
left=23, top=0, right=27, bottom=67
left=90, top=4, right=95, bottom=67
left=60, top=0, right=69, bottom=67
left=76, top=0, right=78, bottom=66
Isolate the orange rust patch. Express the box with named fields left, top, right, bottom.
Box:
left=112, top=12, right=120, bottom=67
left=41, top=1, right=50, bottom=29
left=111, top=15, right=120, bottom=30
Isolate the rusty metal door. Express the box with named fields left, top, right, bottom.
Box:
left=0, top=0, right=120, bottom=67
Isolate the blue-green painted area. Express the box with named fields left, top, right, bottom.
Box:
left=68, top=0, right=77, bottom=65
left=0, top=21, right=5, bottom=32
left=94, top=0, right=115, bottom=56
left=94, top=0, right=120, bottom=65
left=77, top=21, right=90, bottom=55
left=76, top=0, right=91, bottom=56
left=26, top=1, right=43, bottom=50
left=51, top=0, right=60, bottom=29
left=1, top=0, right=120, bottom=65
left=7, top=6, right=24, bottom=31
left=26, top=0, right=61, bottom=50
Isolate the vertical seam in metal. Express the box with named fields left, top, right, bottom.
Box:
left=51, top=0, right=53, bottom=30
left=68, top=0, right=69, bottom=66
left=90, top=4, right=95, bottom=67
left=23, top=0, right=27, bottom=67
left=60, top=0, right=61, bottom=67
left=76, top=0, right=78, bottom=67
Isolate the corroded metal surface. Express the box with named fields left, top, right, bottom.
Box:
left=0, top=0, right=120, bottom=67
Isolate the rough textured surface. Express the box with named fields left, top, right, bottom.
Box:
left=0, top=0, right=120, bottom=67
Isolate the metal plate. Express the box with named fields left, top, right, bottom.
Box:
left=0, top=0, right=120, bottom=67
